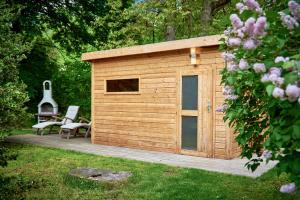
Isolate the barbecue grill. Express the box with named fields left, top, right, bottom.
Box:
left=37, top=80, right=58, bottom=123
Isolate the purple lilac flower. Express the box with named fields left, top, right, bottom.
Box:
left=262, top=150, right=272, bottom=159
left=244, top=0, right=261, bottom=11
left=254, top=16, right=267, bottom=36
left=243, top=38, right=257, bottom=49
left=239, top=59, right=249, bottom=70
left=274, top=77, right=284, bottom=86
left=255, top=7, right=263, bottom=14
left=223, top=85, right=234, bottom=95
left=284, top=15, right=299, bottom=29
left=269, top=67, right=282, bottom=76
left=261, top=74, right=270, bottom=82
left=224, top=28, right=232, bottom=36
left=279, top=12, right=299, bottom=30
left=269, top=74, right=279, bottom=82
left=230, top=14, right=244, bottom=29
left=216, top=104, right=229, bottom=112
left=280, top=183, right=297, bottom=193
left=236, top=2, right=246, bottom=13
left=253, top=63, right=266, bottom=73
left=222, top=52, right=235, bottom=61
left=243, top=17, right=256, bottom=36
left=225, top=95, right=238, bottom=100
left=272, top=87, right=285, bottom=99
left=288, top=0, right=300, bottom=21
left=227, top=63, right=238, bottom=72
left=298, top=97, right=300, bottom=104
left=237, top=29, right=245, bottom=38
left=236, top=3, right=244, bottom=10
left=216, top=106, right=224, bottom=112
left=228, top=38, right=242, bottom=46
left=285, top=84, right=300, bottom=102
left=275, top=56, right=289, bottom=63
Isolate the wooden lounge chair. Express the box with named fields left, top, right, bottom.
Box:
left=32, top=106, right=80, bottom=135
left=60, top=117, right=91, bottom=139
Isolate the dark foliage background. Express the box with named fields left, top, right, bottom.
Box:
left=0, top=0, right=238, bottom=122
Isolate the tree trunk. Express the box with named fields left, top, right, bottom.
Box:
left=164, top=1, right=176, bottom=41
left=165, top=25, right=176, bottom=41
left=200, top=0, right=213, bottom=30
left=200, top=0, right=231, bottom=35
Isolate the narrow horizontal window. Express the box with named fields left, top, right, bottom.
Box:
left=106, top=78, right=139, bottom=92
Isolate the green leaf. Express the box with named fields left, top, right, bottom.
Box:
left=266, top=84, right=275, bottom=96
left=291, top=54, right=300, bottom=60
left=284, top=72, right=298, bottom=84
left=240, top=10, right=254, bottom=20
left=277, top=38, right=286, bottom=49
left=282, top=135, right=291, bottom=142
left=292, top=125, right=300, bottom=139
left=282, top=61, right=295, bottom=69
left=282, top=61, right=294, bottom=69
left=226, top=77, right=236, bottom=85
left=264, top=60, right=274, bottom=68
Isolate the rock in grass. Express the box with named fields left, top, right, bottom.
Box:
left=69, top=168, right=132, bottom=182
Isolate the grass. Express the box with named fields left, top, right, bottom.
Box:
left=1, top=142, right=300, bottom=200
left=9, top=129, right=33, bottom=135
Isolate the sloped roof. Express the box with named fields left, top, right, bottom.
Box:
left=82, top=35, right=222, bottom=62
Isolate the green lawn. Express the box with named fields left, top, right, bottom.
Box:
left=1, top=142, right=299, bottom=200
left=10, top=129, right=33, bottom=135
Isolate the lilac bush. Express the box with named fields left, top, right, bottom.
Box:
left=220, top=0, right=300, bottom=193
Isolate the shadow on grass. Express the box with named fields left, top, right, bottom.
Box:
left=0, top=174, right=44, bottom=200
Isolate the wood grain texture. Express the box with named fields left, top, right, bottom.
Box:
left=91, top=63, right=95, bottom=144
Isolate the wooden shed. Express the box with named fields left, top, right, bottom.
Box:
left=82, top=35, right=240, bottom=159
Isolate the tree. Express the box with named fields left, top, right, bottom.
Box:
left=127, top=0, right=234, bottom=43
left=200, top=0, right=231, bottom=30
left=0, top=1, right=30, bottom=195
left=19, top=38, right=60, bottom=114
left=0, top=0, right=30, bottom=135
left=5, top=0, right=137, bottom=118
left=7, top=0, right=108, bottom=53
left=94, top=0, right=139, bottom=49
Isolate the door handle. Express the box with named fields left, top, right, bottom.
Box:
left=207, top=101, right=211, bottom=113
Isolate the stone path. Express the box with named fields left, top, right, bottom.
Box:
left=7, top=134, right=277, bottom=178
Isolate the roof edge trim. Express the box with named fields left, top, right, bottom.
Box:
left=82, top=34, right=223, bottom=61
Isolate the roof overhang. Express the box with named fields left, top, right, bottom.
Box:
left=81, top=34, right=223, bottom=62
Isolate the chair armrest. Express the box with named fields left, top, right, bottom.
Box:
left=60, top=117, right=75, bottom=125
left=79, top=117, right=90, bottom=123
left=64, top=117, right=74, bottom=121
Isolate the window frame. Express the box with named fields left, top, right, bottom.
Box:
left=104, top=77, right=141, bottom=95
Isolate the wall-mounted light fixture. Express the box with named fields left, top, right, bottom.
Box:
left=190, top=47, right=200, bottom=66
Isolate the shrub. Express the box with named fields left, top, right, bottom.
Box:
left=220, top=0, right=300, bottom=192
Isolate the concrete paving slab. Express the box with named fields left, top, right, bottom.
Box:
left=6, top=134, right=277, bottom=178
